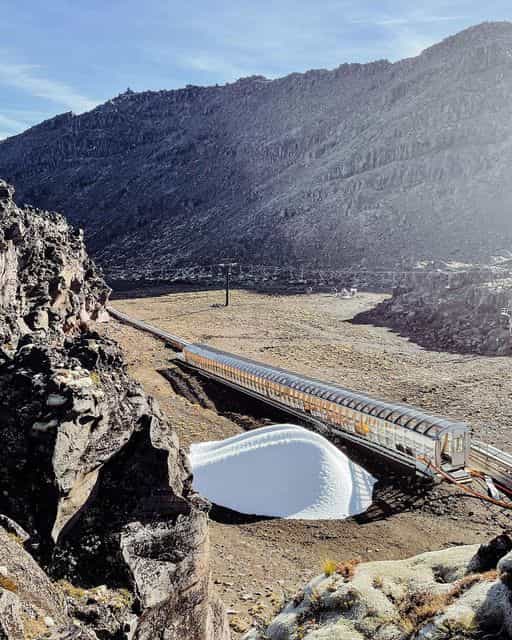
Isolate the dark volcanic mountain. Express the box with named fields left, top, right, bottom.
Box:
left=2, top=22, right=512, bottom=279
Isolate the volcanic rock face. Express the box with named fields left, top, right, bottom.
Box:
left=0, top=180, right=108, bottom=352
left=244, top=535, right=512, bottom=640
left=2, top=23, right=512, bottom=279
left=0, top=181, right=229, bottom=639
left=353, top=266, right=512, bottom=355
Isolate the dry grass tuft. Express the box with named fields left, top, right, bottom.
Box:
left=399, top=591, right=449, bottom=630
left=7, top=532, right=24, bottom=547
left=322, top=559, right=337, bottom=577
left=399, top=570, right=498, bottom=632
left=111, top=587, right=134, bottom=610
left=0, top=575, right=18, bottom=593
left=90, top=371, right=101, bottom=386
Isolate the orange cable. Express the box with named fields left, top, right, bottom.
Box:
left=417, top=456, right=512, bottom=511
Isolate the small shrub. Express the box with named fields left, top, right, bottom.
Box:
left=448, top=571, right=497, bottom=600
left=322, top=559, right=337, bottom=577
left=338, top=587, right=359, bottom=611
left=90, top=371, right=101, bottom=386
left=336, top=558, right=360, bottom=581
left=296, top=620, right=317, bottom=639
left=296, top=625, right=306, bottom=640
left=403, top=591, right=448, bottom=628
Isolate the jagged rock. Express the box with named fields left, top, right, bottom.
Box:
left=354, top=265, right=512, bottom=355
left=120, top=512, right=229, bottom=639
left=0, top=179, right=109, bottom=352
left=2, top=24, right=512, bottom=279
left=497, top=550, right=512, bottom=588
left=0, top=515, right=30, bottom=544
left=467, top=533, right=512, bottom=573
left=0, top=182, right=229, bottom=639
left=60, top=583, right=133, bottom=640
left=0, top=590, right=24, bottom=640
left=245, top=540, right=512, bottom=640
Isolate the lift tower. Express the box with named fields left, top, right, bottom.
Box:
left=219, top=261, right=238, bottom=306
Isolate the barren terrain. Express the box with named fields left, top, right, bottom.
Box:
left=103, top=288, right=512, bottom=636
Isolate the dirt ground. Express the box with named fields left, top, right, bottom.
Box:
left=103, top=288, right=512, bottom=636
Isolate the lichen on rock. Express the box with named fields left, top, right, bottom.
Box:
left=244, top=535, right=512, bottom=640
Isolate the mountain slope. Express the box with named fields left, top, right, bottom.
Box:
left=2, top=22, right=512, bottom=278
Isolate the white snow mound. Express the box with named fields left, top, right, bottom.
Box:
left=189, top=424, right=376, bottom=520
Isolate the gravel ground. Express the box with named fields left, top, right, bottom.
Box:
left=102, top=287, right=512, bottom=636
left=111, top=287, right=512, bottom=452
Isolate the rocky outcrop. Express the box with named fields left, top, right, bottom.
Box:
left=0, top=180, right=108, bottom=351
left=0, top=519, right=136, bottom=640
left=244, top=535, right=512, bottom=640
left=2, top=23, right=512, bottom=279
left=0, top=181, right=229, bottom=639
left=353, top=265, right=512, bottom=355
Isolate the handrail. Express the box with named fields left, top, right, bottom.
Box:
left=418, top=456, right=512, bottom=510
left=107, top=306, right=190, bottom=350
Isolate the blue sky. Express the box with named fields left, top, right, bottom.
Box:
left=0, top=1, right=511, bottom=139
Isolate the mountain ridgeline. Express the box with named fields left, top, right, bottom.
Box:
left=2, top=22, right=512, bottom=279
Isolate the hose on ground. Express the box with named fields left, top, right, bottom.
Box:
left=417, top=456, right=512, bottom=511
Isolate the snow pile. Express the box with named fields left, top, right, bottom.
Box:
left=189, top=424, right=376, bottom=520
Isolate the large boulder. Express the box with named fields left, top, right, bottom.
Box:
left=0, top=179, right=108, bottom=353
left=0, top=180, right=229, bottom=639
left=244, top=535, right=512, bottom=640
left=0, top=523, right=78, bottom=639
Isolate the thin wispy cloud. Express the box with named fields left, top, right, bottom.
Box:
left=353, top=14, right=465, bottom=27
left=346, top=9, right=470, bottom=58
left=2, top=108, right=55, bottom=122
left=0, top=113, right=26, bottom=131
left=0, top=0, right=510, bottom=137
left=391, top=29, right=439, bottom=58
left=0, top=61, right=97, bottom=113
left=177, top=53, right=252, bottom=81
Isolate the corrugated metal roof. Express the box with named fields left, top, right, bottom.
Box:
left=185, top=344, right=470, bottom=440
